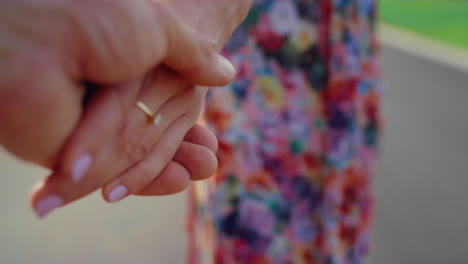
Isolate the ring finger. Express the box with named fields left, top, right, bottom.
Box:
left=30, top=68, right=202, bottom=216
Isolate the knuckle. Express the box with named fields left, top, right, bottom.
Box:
left=115, top=129, right=135, bottom=158
left=115, top=139, right=132, bottom=160
left=116, top=118, right=145, bottom=162
left=180, top=87, right=205, bottom=116
left=193, top=86, right=207, bottom=100
left=128, top=135, right=153, bottom=164
left=186, top=103, right=203, bottom=120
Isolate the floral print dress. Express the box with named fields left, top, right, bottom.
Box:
left=188, top=0, right=382, bottom=263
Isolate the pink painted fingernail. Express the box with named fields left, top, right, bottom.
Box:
left=35, top=195, right=64, bottom=218
left=108, top=185, right=128, bottom=203
left=72, top=154, right=92, bottom=183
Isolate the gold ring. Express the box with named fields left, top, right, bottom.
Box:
left=135, top=101, right=162, bottom=126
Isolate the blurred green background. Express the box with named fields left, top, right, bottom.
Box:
left=380, top=0, right=468, bottom=48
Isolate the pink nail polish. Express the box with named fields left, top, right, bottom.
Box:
left=72, top=154, right=92, bottom=183
left=35, top=195, right=64, bottom=218
left=108, top=185, right=128, bottom=203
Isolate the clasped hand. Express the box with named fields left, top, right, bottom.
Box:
left=0, top=0, right=252, bottom=217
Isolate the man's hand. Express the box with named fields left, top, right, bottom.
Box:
left=0, top=0, right=235, bottom=168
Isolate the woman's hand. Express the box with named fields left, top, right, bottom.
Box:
left=30, top=67, right=220, bottom=217
left=0, top=0, right=235, bottom=168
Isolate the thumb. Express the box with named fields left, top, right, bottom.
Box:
left=73, top=0, right=235, bottom=86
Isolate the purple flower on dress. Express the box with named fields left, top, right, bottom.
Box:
left=269, top=0, right=300, bottom=36
left=291, top=215, right=318, bottom=243
left=239, top=198, right=275, bottom=237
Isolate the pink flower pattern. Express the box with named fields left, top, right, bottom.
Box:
left=188, top=0, right=382, bottom=263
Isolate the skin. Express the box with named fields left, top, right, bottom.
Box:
left=0, top=0, right=241, bottom=216
left=29, top=0, right=253, bottom=214
left=0, top=0, right=236, bottom=166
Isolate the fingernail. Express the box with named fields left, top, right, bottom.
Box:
left=217, top=55, right=236, bottom=78
left=108, top=185, right=128, bottom=203
left=35, top=195, right=64, bottom=218
left=72, top=154, right=92, bottom=183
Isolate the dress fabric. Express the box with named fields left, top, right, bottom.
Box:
left=188, top=0, right=382, bottom=263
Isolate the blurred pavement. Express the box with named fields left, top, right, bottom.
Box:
left=369, top=46, right=468, bottom=264
left=0, top=152, right=188, bottom=264
left=1, top=45, right=468, bottom=263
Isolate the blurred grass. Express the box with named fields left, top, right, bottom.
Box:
left=380, top=0, right=468, bottom=48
